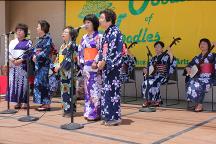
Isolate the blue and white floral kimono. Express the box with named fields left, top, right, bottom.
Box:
left=55, top=41, right=78, bottom=114
left=99, top=25, right=123, bottom=123
left=186, top=53, right=216, bottom=103
left=78, top=31, right=102, bottom=120
left=120, top=54, right=136, bottom=83
left=142, top=53, right=177, bottom=103
left=33, top=34, right=52, bottom=105
left=6, top=38, right=32, bottom=103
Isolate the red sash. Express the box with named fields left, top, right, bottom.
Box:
left=200, top=63, right=214, bottom=73
left=84, top=48, right=98, bottom=61
left=156, top=64, right=167, bottom=74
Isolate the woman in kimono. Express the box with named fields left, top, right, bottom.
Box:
left=54, top=26, right=78, bottom=117
left=98, top=9, right=123, bottom=126
left=78, top=14, right=102, bottom=121
left=185, top=38, right=216, bottom=112
left=32, top=20, right=53, bottom=111
left=142, top=41, right=177, bottom=107
left=6, top=23, right=32, bottom=109
left=48, top=44, right=59, bottom=100
left=120, top=43, right=136, bottom=83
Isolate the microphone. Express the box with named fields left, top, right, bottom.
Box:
left=76, top=24, right=86, bottom=32
left=146, top=46, right=153, bottom=57
left=79, top=24, right=87, bottom=29
left=1, top=31, right=15, bottom=36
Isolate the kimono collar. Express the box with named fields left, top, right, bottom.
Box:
left=39, top=33, right=51, bottom=39
left=87, top=31, right=98, bottom=38
left=104, top=24, right=115, bottom=34
left=156, top=52, right=163, bottom=57
left=14, top=38, right=30, bottom=50
left=63, top=40, right=72, bottom=46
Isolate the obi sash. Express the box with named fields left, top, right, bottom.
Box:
left=59, top=54, right=64, bottom=64
left=84, top=48, right=98, bottom=61
left=156, top=64, right=167, bottom=74
left=200, top=63, right=214, bottom=73
left=58, top=54, right=77, bottom=64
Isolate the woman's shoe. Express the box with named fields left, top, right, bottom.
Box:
left=101, top=121, right=106, bottom=125
left=86, top=117, right=100, bottom=121
left=142, top=101, right=151, bottom=108
left=36, top=107, right=51, bottom=111
left=194, top=104, right=203, bottom=112
left=104, top=120, right=121, bottom=126
left=22, top=104, right=28, bottom=109
left=14, top=103, right=22, bottom=109
left=36, top=105, right=51, bottom=111
left=151, top=101, right=160, bottom=107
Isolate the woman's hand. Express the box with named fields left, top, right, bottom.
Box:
left=54, top=65, right=60, bottom=73
left=91, top=62, right=98, bottom=69
left=186, top=67, right=191, bottom=75
left=97, top=60, right=106, bottom=70
left=143, top=67, right=147, bottom=75
left=10, top=58, right=16, bottom=64
left=32, top=55, right=36, bottom=63
left=14, top=59, right=23, bottom=66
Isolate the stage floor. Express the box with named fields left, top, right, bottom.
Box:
left=0, top=98, right=216, bottom=144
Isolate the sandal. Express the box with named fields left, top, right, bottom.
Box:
left=104, top=120, right=121, bottom=126
left=36, top=106, right=51, bottom=111
left=101, top=121, right=106, bottom=125
left=36, top=107, right=51, bottom=111
left=86, top=117, right=100, bottom=121
left=194, top=104, right=203, bottom=112
left=142, top=101, right=151, bottom=108
left=151, top=101, right=160, bottom=107
left=14, top=104, right=22, bottom=109
left=22, top=104, right=28, bottom=109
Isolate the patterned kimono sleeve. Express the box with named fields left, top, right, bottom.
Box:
left=22, top=40, right=33, bottom=60
left=61, top=42, right=77, bottom=71
left=187, top=56, right=198, bottom=68
left=105, top=31, right=123, bottom=72
left=49, top=48, right=59, bottom=71
left=36, top=38, right=51, bottom=63
left=168, top=56, right=177, bottom=75
left=77, top=38, right=84, bottom=69
left=146, top=57, right=154, bottom=68
left=98, top=37, right=103, bottom=62
left=93, top=35, right=102, bottom=63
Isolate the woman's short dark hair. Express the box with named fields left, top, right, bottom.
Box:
left=38, top=20, right=50, bottom=33
left=100, top=9, right=116, bottom=25
left=83, top=14, right=99, bottom=31
left=64, top=26, right=78, bottom=41
left=154, top=41, right=165, bottom=48
left=15, top=23, right=28, bottom=37
left=199, top=38, right=211, bottom=50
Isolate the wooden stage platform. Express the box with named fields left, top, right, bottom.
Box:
left=0, top=98, right=216, bottom=144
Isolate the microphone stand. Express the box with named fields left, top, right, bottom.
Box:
left=139, top=46, right=156, bottom=112
left=60, top=40, right=84, bottom=130
left=0, top=33, right=17, bottom=114
left=17, top=48, right=39, bottom=122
